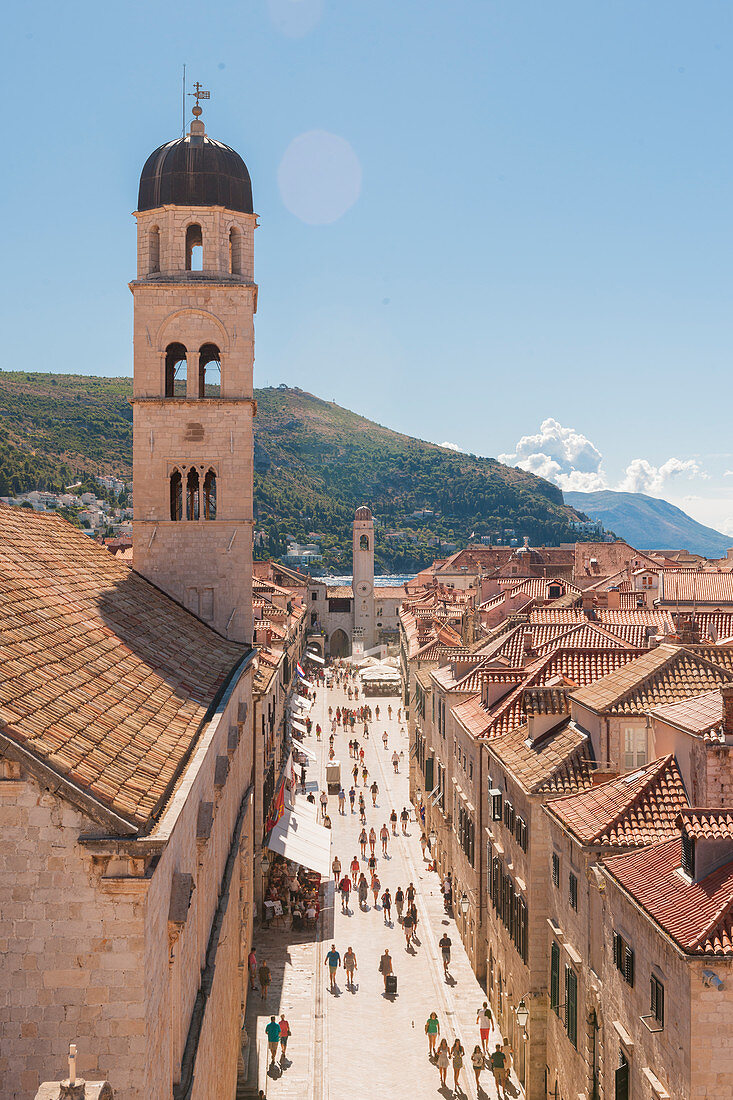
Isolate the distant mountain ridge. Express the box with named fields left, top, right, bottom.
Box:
left=564, top=490, right=731, bottom=558
left=0, top=372, right=593, bottom=572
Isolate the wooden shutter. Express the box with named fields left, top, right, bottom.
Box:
left=565, top=965, right=577, bottom=1047
left=615, top=1061, right=629, bottom=1100
left=425, top=756, right=434, bottom=792
left=624, top=944, right=635, bottom=987
left=550, top=941, right=560, bottom=1013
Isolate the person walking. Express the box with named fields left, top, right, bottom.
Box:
left=343, top=946, right=357, bottom=988
left=368, top=827, right=377, bottom=856
left=367, top=852, right=377, bottom=876
left=392, top=750, right=400, bottom=773
left=439, top=932, right=452, bottom=976
left=265, top=1017, right=280, bottom=1066
left=390, top=808, right=398, bottom=836
left=349, top=786, right=356, bottom=813
left=420, top=832, right=429, bottom=859
left=258, top=960, right=271, bottom=1000
left=332, top=855, right=342, bottom=883
left=382, top=730, right=388, bottom=750
left=380, top=823, right=389, bottom=856
left=400, top=807, right=410, bottom=834
left=361, top=765, right=369, bottom=786
left=350, top=855, right=360, bottom=887
left=490, top=1044, right=508, bottom=1098
left=451, top=1040, right=465, bottom=1092
left=435, top=1039, right=450, bottom=1087
left=323, top=813, right=332, bottom=830
left=409, top=902, right=419, bottom=940
left=471, top=1045, right=485, bottom=1089
left=378, top=948, right=393, bottom=993
left=406, top=881, right=415, bottom=909
left=358, top=873, right=368, bottom=909
left=394, top=885, right=404, bottom=923
left=300, top=765, right=306, bottom=794
left=278, top=1015, right=290, bottom=1060
left=319, top=790, right=328, bottom=819
left=248, top=948, right=257, bottom=990
left=370, top=780, right=379, bottom=807
left=477, top=1002, right=493, bottom=1053
left=324, top=944, right=341, bottom=991
left=359, top=747, right=365, bottom=765
left=338, top=787, right=346, bottom=815
left=425, top=1012, right=440, bottom=1058
left=402, top=906, right=414, bottom=949
left=381, top=887, right=392, bottom=923
left=371, top=872, right=381, bottom=907
left=339, top=874, right=351, bottom=913
left=352, top=763, right=359, bottom=785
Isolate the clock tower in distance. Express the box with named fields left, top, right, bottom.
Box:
left=352, top=506, right=376, bottom=651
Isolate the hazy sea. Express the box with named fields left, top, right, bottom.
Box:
left=313, top=573, right=415, bottom=587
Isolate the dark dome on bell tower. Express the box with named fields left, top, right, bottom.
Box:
left=137, top=111, right=253, bottom=214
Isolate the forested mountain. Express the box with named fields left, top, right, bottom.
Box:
left=0, top=372, right=592, bottom=570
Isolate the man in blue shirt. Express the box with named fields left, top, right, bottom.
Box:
left=265, top=1017, right=280, bottom=1065
left=325, top=943, right=341, bottom=991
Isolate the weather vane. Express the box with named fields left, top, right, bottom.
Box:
left=188, top=81, right=210, bottom=118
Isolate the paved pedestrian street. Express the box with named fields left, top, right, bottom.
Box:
left=244, top=678, right=524, bottom=1100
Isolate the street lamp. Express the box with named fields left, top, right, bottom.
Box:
left=415, top=788, right=422, bottom=803
left=459, top=892, right=469, bottom=916
left=516, top=998, right=529, bottom=1029
left=260, top=852, right=271, bottom=875
left=428, top=828, right=437, bottom=846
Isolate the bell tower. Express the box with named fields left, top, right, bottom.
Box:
left=352, top=506, right=376, bottom=651
left=130, top=93, right=256, bottom=643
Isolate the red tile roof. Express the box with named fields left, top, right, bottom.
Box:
left=487, top=719, right=593, bottom=795
left=0, top=506, right=248, bottom=829
left=660, top=571, right=733, bottom=605
left=676, top=808, right=733, bottom=841
left=570, top=645, right=733, bottom=716
left=651, top=690, right=728, bottom=741
left=546, top=755, right=689, bottom=848
left=603, top=839, right=733, bottom=955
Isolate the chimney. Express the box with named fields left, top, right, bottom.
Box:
left=722, top=684, right=733, bottom=738
left=523, top=629, right=535, bottom=661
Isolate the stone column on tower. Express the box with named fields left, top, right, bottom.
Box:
left=352, top=506, right=376, bottom=652
left=130, top=102, right=257, bottom=643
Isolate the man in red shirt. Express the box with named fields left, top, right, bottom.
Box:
left=339, top=875, right=351, bottom=912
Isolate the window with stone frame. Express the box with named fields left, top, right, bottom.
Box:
left=552, top=850, right=560, bottom=887
left=613, top=931, right=635, bottom=986
left=650, top=974, right=665, bottom=1027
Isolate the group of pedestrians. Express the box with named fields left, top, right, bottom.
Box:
left=425, top=1002, right=511, bottom=1096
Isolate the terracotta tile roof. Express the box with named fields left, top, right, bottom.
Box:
left=687, top=645, right=733, bottom=673
left=571, top=645, right=733, bottom=715
left=0, top=506, right=247, bottom=830
left=546, top=755, right=688, bottom=848
left=453, top=647, right=644, bottom=740
left=660, top=571, right=733, bottom=605
left=683, top=611, right=733, bottom=643
left=651, top=690, right=728, bottom=741
left=497, top=577, right=581, bottom=602
left=523, top=686, right=572, bottom=715
left=488, top=719, right=593, bottom=795
left=529, top=609, right=585, bottom=625
left=603, top=839, right=733, bottom=955
left=677, top=808, right=733, bottom=841
left=326, top=585, right=353, bottom=598
left=574, top=542, right=658, bottom=578
left=596, top=609, right=674, bottom=629
left=534, top=621, right=637, bottom=655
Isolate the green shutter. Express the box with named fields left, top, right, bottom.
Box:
left=565, top=965, right=577, bottom=1047
left=425, top=756, right=434, bottom=792
left=550, top=941, right=560, bottom=1013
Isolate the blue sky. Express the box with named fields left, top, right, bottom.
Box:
left=3, top=1, right=732, bottom=530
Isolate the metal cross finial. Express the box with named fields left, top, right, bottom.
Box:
left=188, top=81, right=211, bottom=118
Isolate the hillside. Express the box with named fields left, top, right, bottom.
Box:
left=564, top=490, right=731, bottom=558
left=0, top=371, right=591, bottom=571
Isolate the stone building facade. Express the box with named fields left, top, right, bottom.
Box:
left=0, top=103, right=261, bottom=1100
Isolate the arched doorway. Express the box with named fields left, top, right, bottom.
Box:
left=329, top=629, right=351, bottom=659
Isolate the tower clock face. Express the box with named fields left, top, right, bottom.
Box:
left=356, top=580, right=372, bottom=597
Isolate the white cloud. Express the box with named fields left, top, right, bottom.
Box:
left=439, top=441, right=464, bottom=452
left=498, top=417, right=607, bottom=491
left=500, top=418, right=707, bottom=497
left=617, top=457, right=706, bottom=495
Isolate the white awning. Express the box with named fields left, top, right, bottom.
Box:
left=291, top=719, right=308, bottom=733
left=305, top=650, right=325, bottom=665
left=266, top=808, right=331, bottom=877
left=293, top=742, right=317, bottom=761
left=298, top=677, right=314, bottom=689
